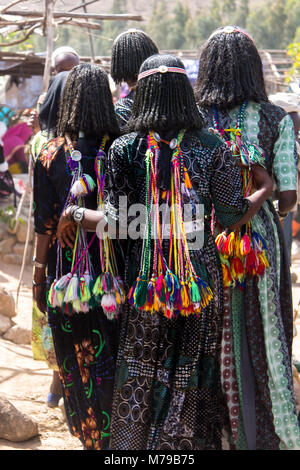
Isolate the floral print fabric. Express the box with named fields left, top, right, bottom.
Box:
left=201, top=101, right=300, bottom=449
left=33, top=136, right=120, bottom=450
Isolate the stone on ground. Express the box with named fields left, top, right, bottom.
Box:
left=0, top=395, right=39, bottom=442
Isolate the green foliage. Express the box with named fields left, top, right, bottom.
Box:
left=0, top=30, right=35, bottom=52
left=146, top=0, right=171, bottom=50
left=0, top=205, right=23, bottom=230
left=246, top=0, right=300, bottom=49
left=167, top=2, right=191, bottom=50
left=287, top=41, right=300, bottom=81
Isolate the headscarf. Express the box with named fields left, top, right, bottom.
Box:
left=269, top=92, right=300, bottom=114
left=38, top=71, right=69, bottom=137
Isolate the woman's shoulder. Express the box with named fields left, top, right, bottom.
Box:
left=37, top=136, right=66, bottom=171
left=109, top=132, right=140, bottom=152
left=186, top=128, right=224, bottom=152
left=252, top=100, right=287, bottom=123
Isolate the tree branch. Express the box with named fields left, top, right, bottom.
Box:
left=0, top=16, right=44, bottom=26
left=56, top=18, right=102, bottom=30
left=0, top=0, right=28, bottom=14
left=0, top=22, right=42, bottom=47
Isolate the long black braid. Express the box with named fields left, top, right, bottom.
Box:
left=195, top=27, right=269, bottom=110
left=126, top=54, right=204, bottom=134
left=111, top=29, right=159, bottom=85
left=57, top=63, right=120, bottom=138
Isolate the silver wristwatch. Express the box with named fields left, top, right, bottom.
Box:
left=73, top=207, right=86, bottom=224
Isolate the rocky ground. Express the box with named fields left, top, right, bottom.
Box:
left=1, top=255, right=300, bottom=451
left=0, top=261, right=82, bottom=450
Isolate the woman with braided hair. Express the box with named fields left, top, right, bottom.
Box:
left=195, top=26, right=300, bottom=450
left=33, top=63, right=121, bottom=450
left=57, top=53, right=273, bottom=450
left=111, top=29, right=158, bottom=131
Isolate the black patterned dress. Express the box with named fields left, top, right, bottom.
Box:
left=104, top=129, right=250, bottom=450
left=33, top=136, right=120, bottom=450
left=114, top=90, right=135, bottom=132
left=200, top=101, right=300, bottom=450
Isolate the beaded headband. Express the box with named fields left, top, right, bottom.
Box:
left=138, top=65, right=187, bottom=81
left=210, top=26, right=254, bottom=43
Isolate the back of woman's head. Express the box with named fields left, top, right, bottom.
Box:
left=127, top=54, right=203, bottom=134
left=57, top=63, right=120, bottom=137
left=111, top=29, right=159, bottom=85
left=195, top=26, right=268, bottom=110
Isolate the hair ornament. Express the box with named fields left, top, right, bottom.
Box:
left=209, top=26, right=254, bottom=43
left=138, top=66, right=187, bottom=81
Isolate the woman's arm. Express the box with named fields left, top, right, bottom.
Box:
left=32, top=233, right=51, bottom=313
left=228, top=165, right=274, bottom=230
left=56, top=136, right=136, bottom=248
left=278, top=190, right=297, bottom=215
left=33, top=155, right=60, bottom=312
left=210, top=144, right=273, bottom=230
left=56, top=206, right=105, bottom=249
left=273, top=114, right=298, bottom=215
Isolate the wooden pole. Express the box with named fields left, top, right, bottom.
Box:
left=81, top=0, right=95, bottom=62
left=3, top=10, right=143, bottom=21
left=43, top=0, right=55, bottom=92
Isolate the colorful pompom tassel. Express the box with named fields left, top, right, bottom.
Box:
left=164, top=271, right=180, bottom=303
left=79, top=276, right=91, bottom=304
left=71, top=174, right=96, bottom=197
left=230, top=257, right=245, bottom=283
left=257, top=251, right=269, bottom=275
left=156, top=274, right=166, bottom=304
left=134, top=275, right=148, bottom=309
left=48, top=280, right=58, bottom=307
left=72, top=298, right=82, bottom=313
left=64, top=274, right=79, bottom=304
left=195, top=277, right=213, bottom=309
left=92, top=275, right=104, bottom=301
left=240, top=234, right=251, bottom=256
left=147, top=278, right=155, bottom=307
left=55, top=272, right=72, bottom=292
left=128, top=280, right=137, bottom=306
left=245, top=249, right=258, bottom=275
left=222, top=264, right=233, bottom=287
left=223, top=232, right=236, bottom=257
left=215, top=232, right=227, bottom=253
left=189, top=278, right=201, bottom=304
left=101, top=293, right=118, bottom=320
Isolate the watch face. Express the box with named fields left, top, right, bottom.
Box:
left=74, top=208, right=84, bottom=222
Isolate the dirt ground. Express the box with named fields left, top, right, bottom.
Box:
left=1, top=260, right=300, bottom=451
left=0, top=262, right=82, bottom=450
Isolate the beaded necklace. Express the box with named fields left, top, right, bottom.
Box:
left=212, top=103, right=269, bottom=287
left=48, top=134, right=125, bottom=320
left=128, top=130, right=213, bottom=319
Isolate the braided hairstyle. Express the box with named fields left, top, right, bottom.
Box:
left=111, top=29, right=159, bottom=85
left=57, top=63, right=120, bottom=137
left=195, top=26, right=269, bottom=110
left=127, top=54, right=204, bottom=134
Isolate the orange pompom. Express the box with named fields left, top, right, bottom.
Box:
left=240, top=233, right=251, bottom=256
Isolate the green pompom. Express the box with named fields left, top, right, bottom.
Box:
left=134, top=275, right=148, bottom=308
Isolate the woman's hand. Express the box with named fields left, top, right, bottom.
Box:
left=57, top=208, right=77, bottom=249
